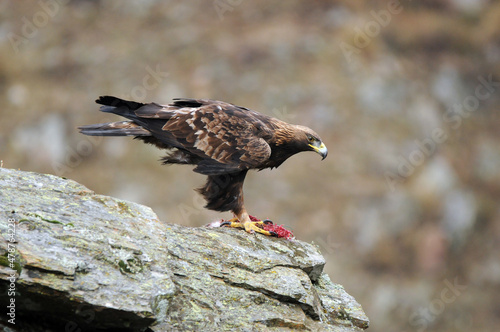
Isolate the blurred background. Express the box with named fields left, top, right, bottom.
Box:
left=1, top=1, right=499, bottom=331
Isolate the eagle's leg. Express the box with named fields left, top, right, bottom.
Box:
left=221, top=209, right=277, bottom=236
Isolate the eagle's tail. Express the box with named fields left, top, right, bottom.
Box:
left=78, top=121, right=151, bottom=137
left=79, top=96, right=164, bottom=137
left=197, top=171, right=248, bottom=214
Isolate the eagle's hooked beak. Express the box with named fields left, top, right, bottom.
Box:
left=309, top=142, right=328, bottom=160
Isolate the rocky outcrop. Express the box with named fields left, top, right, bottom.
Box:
left=0, top=168, right=369, bottom=331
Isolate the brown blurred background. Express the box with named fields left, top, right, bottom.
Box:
left=1, top=1, right=499, bottom=331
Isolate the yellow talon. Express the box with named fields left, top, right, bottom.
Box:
left=243, top=220, right=273, bottom=236
left=221, top=218, right=274, bottom=236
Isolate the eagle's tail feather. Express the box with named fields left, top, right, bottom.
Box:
left=78, top=121, right=151, bottom=137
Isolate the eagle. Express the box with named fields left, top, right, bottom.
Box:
left=79, top=96, right=327, bottom=236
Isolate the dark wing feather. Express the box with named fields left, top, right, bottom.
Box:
left=159, top=102, right=273, bottom=174
left=86, top=96, right=274, bottom=175
left=92, top=96, right=186, bottom=150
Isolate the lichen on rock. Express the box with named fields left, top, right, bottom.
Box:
left=0, top=168, right=368, bottom=331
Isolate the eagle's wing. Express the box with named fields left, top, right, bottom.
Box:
left=172, top=107, right=271, bottom=174
left=134, top=99, right=273, bottom=175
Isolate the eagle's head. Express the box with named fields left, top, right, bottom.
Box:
left=294, top=125, right=328, bottom=160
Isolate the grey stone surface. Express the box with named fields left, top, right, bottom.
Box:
left=0, top=168, right=369, bottom=331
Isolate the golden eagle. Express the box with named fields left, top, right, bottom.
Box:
left=79, top=96, right=327, bottom=236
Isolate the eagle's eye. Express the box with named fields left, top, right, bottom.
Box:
left=307, top=135, right=315, bottom=143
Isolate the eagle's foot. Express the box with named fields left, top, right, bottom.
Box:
left=244, top=220, right=278, bottom=237
left=220, top=218, right=277, bottom=237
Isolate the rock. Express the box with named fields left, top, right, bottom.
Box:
left=0, top=168, right=369, bottom=331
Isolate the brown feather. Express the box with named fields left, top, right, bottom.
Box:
left=80, top=96, right=326, bottom=218
left=196, top=171, right=247, bottom=214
